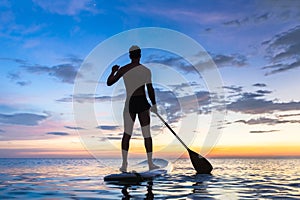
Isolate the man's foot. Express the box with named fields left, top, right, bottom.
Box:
left=149, top=164, right=160, bottom=171
left=119, top=166, right=127, bottom=173
left=119, top=162, right=128, bottom=173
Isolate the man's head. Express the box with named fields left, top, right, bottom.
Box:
left=129, top=45, right=141, bottom=60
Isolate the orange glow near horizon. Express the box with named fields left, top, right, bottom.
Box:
left=1, top=131, right=300, bottom=158
left=1, top=143, right=299, bottom=158
left=206, top=145, right=300, bottom=158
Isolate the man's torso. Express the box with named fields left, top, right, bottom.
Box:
left=121, top=63, right=151, bottom=98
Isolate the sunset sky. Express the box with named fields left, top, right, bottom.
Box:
left=0, top=0, right=300, bottom=158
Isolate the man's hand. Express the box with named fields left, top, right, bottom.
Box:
left=112, top=65, right=119, bottom=73
left=150, top=104, right=158, bottom=113
left=107, top=65, right=121, bottom=86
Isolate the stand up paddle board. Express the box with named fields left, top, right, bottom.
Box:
left=104, top=158, right=172, bottom=182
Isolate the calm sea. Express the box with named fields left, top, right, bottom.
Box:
left=0, top=158, right=299, bottom=199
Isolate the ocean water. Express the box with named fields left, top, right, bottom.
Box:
left=0, top=158, right=299, bottom=199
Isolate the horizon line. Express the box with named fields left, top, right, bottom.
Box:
left=0, top=155, right=299, bottom=159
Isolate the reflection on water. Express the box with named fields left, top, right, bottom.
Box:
left=0, top=158, right=299, bottom=199
left=120, top=181, right=154, bottom=200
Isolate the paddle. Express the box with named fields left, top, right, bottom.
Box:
left=155, top=112, right=213, bottom=174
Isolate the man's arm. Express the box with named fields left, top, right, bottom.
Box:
left=147, top=83, right=157, bottom=113
left=107, top=65, right=122, bottom=86
left=147, top=83, right=156, bottom=105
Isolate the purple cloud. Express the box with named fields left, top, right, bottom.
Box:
left=0, top=113, right=48, bottom=126
left=47, top=132, right=69, bottom=136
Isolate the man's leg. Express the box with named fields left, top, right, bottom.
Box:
left=120, top=133, right=131, bottom=172
left=121, top=110, right=136, bottom=172
left=138, top=110, right=159, bottom=170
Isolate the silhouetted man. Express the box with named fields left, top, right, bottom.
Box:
left=107, top=45, right=159, bottom=172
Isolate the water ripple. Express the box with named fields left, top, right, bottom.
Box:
left=0, top=158, right=299, bottom=199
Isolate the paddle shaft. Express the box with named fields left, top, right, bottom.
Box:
left=155, top=112, right=213, bottom=174
left=155, top=113, right=189, bottom=150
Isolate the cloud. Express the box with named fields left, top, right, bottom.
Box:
left=253, top=83, right=267, bottom=87
left=145, top=51, right=247, bottom=74
left=16, top=81, right=31, bottom=86
left=254, top=12, right=272, bottom=23
left=277, top=113, right=300, bottom=118
left=262, top=60, right=300, bottom=75
left=168, top=82, right=199, bottom=91
left=106, top=136, right=121, bottom=140
left=33, top=0, right=99, bottom=16
left=250, top=130, right=279, bottom=134
left=96, top=125, right=119, bottom=131
left=222, top=12, right=272, bottom=27
left=223, top=85, right=243, bottom=93
left=257, top=0, right=300, bottom=21
left=212, top=53, right=248, bottom=67
left=7, top=72, right=20, bottom=81
left=65, top=85, right=212, bottom=124
left=23, top=63, right=79, bottom=84
left=64, top=126, right=85, bottom=130
left=2, top=56, right=82, bottom=84
left=223, top=86, right=244, bottom=99
left=60, top=55, right=83, bottom=65
left=204, top=28, right=212, bottom=32
left=235, top=117, right=300, bottom=125
left=57, top=93, right=125, bottom=103
left=0, top=3, right=46, bottom=40
left=222, top=1, right=300, bottom=28
left=262, top=25, right=300, bottom=75
left=151, top=125, right=162, bottom=131
left=155, top=88, right=212, bottom=122
left=104, top=132, right=145, bottom=141
left=0, top=57, right=27, bottom=65
left=155, top=89, right=182, bottom=123
left=46, top=132, right=69, bottom=136
left=105, top=134, right=142, bottom=141
left=145, top=53, right=196, bottom=74
left=223, top=18, right=248, bottom=26
left=96, top=132, right=139, bottom=141
left=256, top=90, right=272, bottom=95
left=241, top=92, right=265, bottom=99
left=227, top=92, right=300, bottom=114
left=6, top=71, right=31, bottom=86
left=223, top=84, right=300, bottom=115
left=223, top=19, right=240, bottom=26
left=0, top=129, right=4, bottom=133
left=0, top=113, right=48, bottom=126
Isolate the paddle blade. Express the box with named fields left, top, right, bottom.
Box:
left=188, top=149, right=213, bottom=174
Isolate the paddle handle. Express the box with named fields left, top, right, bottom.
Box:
left=155, top=112, right=189, bottom=151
